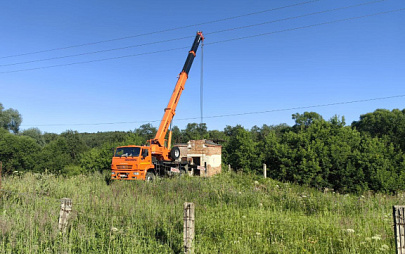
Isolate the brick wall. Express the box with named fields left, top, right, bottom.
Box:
left=175, top=140, right=222, bottom=176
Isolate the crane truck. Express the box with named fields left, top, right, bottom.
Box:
left=111, top=31, right=204, bottom=181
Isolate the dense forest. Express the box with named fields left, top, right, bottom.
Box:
left=1, top=102, right=405, bottom=193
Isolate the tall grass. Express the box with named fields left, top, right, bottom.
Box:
left=0, top=172, right=401, bottom=253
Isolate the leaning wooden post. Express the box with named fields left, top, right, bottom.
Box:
left=263, top=164, right=267, bottom=179
left=184, top=202, right=195, bottom=254
left=58, top=198, right=72, bottom=233
left=394, top=206, right=405, bottom=254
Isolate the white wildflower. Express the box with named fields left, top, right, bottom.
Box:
left=346, top=229, right=355, bottom=233
left=380, top=244, right=389, bottom=251
left=111, top=227, right=118, bottom=232
left=372, top=235, right=381, bottom=241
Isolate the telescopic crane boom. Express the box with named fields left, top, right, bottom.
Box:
left=149, top=31, right=204, bottom=160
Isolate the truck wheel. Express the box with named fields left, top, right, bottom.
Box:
left=146, top=172, right=155, bottom=182
left=170, top=147, right=180, bottom=160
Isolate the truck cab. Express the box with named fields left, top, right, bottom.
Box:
left=111, top=145, right=153, bottom=180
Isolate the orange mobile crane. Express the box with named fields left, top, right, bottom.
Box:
left=111, top=31, right=204, bottom=181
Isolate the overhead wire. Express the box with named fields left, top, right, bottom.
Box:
left=0, top=0, right=389, bottom=67
left=20, top=94, right=405, bottom=127
left=1, top=7, right=403, bottom=74
left=0, top=46, right=189, bottom=74
left=205, top=8, right=405, bottom=46
left=0, top=0, right=321, bottom=59
left=206, top=0, right=388, bottom=36
left=198, top=94, right=405, bottom=120
left=0, top=36, right=191, bottom=67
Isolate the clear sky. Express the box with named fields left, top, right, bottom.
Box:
left=1, top=0, right=404, bottom=134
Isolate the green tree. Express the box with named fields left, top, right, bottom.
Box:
left=0, top=103, right=22, bottom=133
left=43, top=132, right=58, bottom=144
left=20, top=127, right=45, bottom=146
left=224, top=126, right=261, bottom=172
left=134, top=123, right=157, bottom=142
left=79, top=131, right=129, bottom=148
left=251, top=124, right=290, bottom=142
left=60, top=130, right=88, bottom=162
left=80, top=143, right=115, bottom=172
left=292, top=112, right=323, bottom=130
left=35, top=137, right=71, bottom=173
left=170, top=126, right=182, bottom=144
left=352, top=108, right=405, bottom=151
left=264, top=114, right=405, bottom=193
left=0, top=128, right=40, bottom=172
left=181, top=123, right=208, bottom=142
left=122, top=132, right=144, bottom=146
left=207, top=129, right=228, bottom=143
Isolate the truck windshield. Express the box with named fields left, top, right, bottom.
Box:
left=114, top=147, right=141, bottom=157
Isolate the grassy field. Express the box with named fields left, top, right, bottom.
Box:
left=0, top=171, right=401, bottom=253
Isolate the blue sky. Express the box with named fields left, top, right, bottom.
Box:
left=1, top=0, right=404, bottom=134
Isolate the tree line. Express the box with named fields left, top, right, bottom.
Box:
left=1, top=102, right=405, bottom=193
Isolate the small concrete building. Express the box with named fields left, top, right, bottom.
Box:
left=175, top=140, right=222, bottom=176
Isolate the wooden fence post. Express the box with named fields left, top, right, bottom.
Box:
left=263, top=164, right=267, bottom=179
left=228, top=164, right=231, bottom=173
left=394, top=205, right=405, bottom=254
left=0, top=161, right=2, bottom=192
left=58, top=198, right=72, bottom=233
left=184, top=202, right=195, bottom=254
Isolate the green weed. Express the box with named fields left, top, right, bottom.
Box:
left=0, top=172, right=400, bottom=253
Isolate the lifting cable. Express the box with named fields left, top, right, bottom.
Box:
left=200, top=40, right=204, bottom=125
left=199, top=40, right=205, bottom=174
